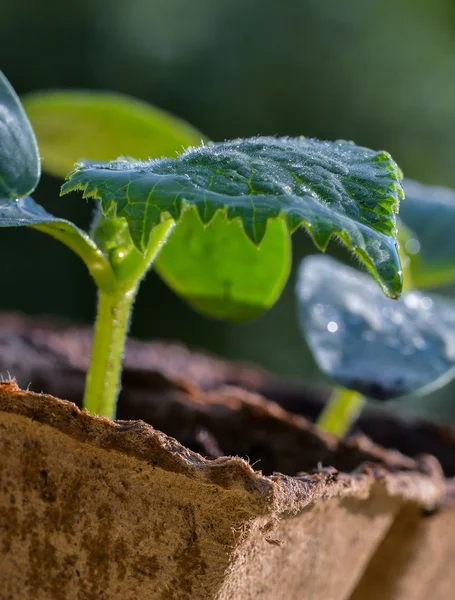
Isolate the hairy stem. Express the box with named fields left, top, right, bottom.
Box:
left=316, top=388, right=365, bottom=437
left=83, top=219, right=175, bottom=418
left=83, top=288, right=136, bottom=418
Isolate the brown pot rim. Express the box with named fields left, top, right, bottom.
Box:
left=0, top=381, right=450, bottom=517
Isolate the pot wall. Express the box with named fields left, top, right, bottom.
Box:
left=350, top=499, right=455, bottom=600
left=0, top=383, right=450, bottom=600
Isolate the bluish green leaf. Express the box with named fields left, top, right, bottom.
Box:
left=0, top=72, right=40, bottom=198
left=23, top=90, right=204, bottom=179
left=297, top=255, right=455, bottom=400
left=62, top=136, right=404, bottom=298
left=400, top=178, right=455, bottom=289
left=0, top=196, right=115, bottom=292
left=155, top=207, right=291, bottom=321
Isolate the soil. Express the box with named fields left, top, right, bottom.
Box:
left=0, top=312, right=454, bottom=478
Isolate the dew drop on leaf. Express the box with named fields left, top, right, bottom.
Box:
left=420, top=297, right=433, bottom=310
left=327, top=321, right=338, bottom=333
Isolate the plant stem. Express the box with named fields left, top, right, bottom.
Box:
left=316, top=388, right=365, bottom=437
left=83, top=287, right=136, bottom=419
left=83, top=219, right=176, bottom=419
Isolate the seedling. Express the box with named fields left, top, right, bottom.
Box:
left=1, top=71, right=405, bottom=421
left=297, top=179, right=455, bottom=436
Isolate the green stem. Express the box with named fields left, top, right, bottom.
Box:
left=83, top=219, right=176, bottom=419
left=113, top=220, right=175, bottom=283
left=316, top=388, right=365, bottom=437
left=83, top=287, right=136, bottom=418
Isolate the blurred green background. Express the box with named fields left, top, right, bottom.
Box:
left=2, top=0, right=455, bottom=421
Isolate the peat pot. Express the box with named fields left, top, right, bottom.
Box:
left=0, top=315, right=454, bottom=600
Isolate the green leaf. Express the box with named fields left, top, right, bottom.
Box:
left=400, top=179, right=455, bottom=289
left=155, top=207, right=291, bottom=321
left=0, top=72, right=40, bottom=198
left=62, top=136, right=404, bottom=298
left=22, top=90, right=204, bottom=179
left=297, top=255, right=455, bottom=400
left=0, top=196, right=116, bottom=292
left=24, top=90, right=293, bottom=318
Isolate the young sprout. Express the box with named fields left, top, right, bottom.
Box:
left=1, top=71, right=405, bottom=420
left=297, top=179, right=455, bottom=436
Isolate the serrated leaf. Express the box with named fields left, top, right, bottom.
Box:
left=23, top=91, right=295, bottom=318
left=23, top=90, right=204, bottom=179
left=0, top=196, right=115, bottom=291
left=0, top=72, right=40, bottom=198
left=155, top=207, right=291, bottom=321
left=400, top=178, right=455, bottom=289
left=61, top=136, right=404, bottom=298
left=297, top=255, right=455, bottom=400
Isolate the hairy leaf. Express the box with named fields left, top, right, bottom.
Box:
left=297, top=255, right=455, bottom=400
left=155, top=207, right=291, bottom=321
left=25, top=92, right=294, bottom=317
left=62, top=136, right=404, bottom=298
left=23, top=91, right=203, bottom=179
left=0, top=196, right=115, bottom=291
left=400, top=178, right=455, bottom=289
left=0, top=71, right=40, bottom=198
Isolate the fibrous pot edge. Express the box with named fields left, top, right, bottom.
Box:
left=0, top=381, right=449, bottom=516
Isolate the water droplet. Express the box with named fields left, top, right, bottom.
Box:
left=405, top=238, right=421, bottom=255
left=313, top=303, right=324, bottom=315
left=420, top=297, right=433, bottom=310
left=391, top=311, right=404, bottom=325
left=327, top=321, right=338, bottom=333
left=404, top=295, right=420, bottom=310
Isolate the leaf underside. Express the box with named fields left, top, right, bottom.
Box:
left=155, top=207, right=291, bottom=321
left=0, top=194, right=88, bottom=233
left=400, top=178, right=455, bottom=289
left=62, top=136, right=404, bottom=298
left=297, top=255, right=455, bottom=400
left=0, top=71, right=40, bottom=198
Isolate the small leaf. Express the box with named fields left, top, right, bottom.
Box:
left=23, top=91, right=204, bottom=179
left=62, top=136, right=404, bottom=298
left=297, top=255, right=455, bottom=400
left=400, top=178, right=455, bottom=289
left=0, top=71, right=40, bottom=198
left=0, top=196, right=115, bottom=292
left=155, top=207, right=291, bottom=321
